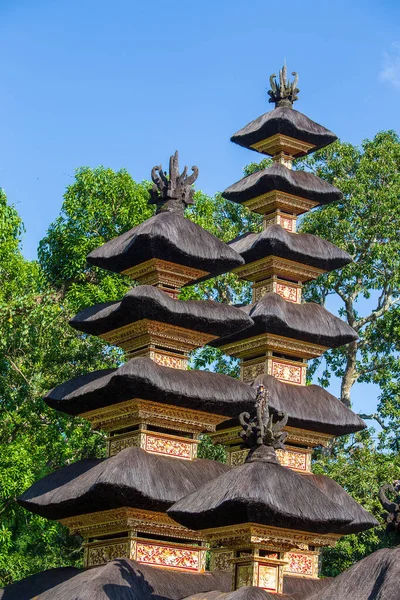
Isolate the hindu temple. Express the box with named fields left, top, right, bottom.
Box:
left=2, top=66, right=399, bottom=600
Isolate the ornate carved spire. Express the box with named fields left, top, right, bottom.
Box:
left=268, top=62, right=299, bottom=108
left=149, top=150, right=199, bottom=214
left=239, top=384, right=288, bottom=463
left=379, top=480, right=400, bottom=533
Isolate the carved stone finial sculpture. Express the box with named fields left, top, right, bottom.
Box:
left=149, top=150, right=199, bottom=214
left=239, top=385, right=288, bottom=462
left=268, top=62, right=299, bottom=108
left=379, top=480, right=400, bottom=533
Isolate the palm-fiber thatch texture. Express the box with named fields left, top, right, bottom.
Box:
left=231, top=107, right=337, bottom=154
left=18, top=447, right=229, bottom=520
left=0, top=559, right=231, bottom=600
left=211, top=292, right=358, bottom=349
left=86, top=211, right=244, bottom=279
left=223, top=164, right=342, bottom=205
left=44, top=356, right=257, bottom=416
left=229, top=224, right=351, bottom=272
left=44, top=359, right=366, bottom=437
left=167, top=445, right=354, bottom=534
left=70, top=286, right=254, bottom=338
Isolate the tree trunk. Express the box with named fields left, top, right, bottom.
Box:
left=340, top=341, right=358, bottom=407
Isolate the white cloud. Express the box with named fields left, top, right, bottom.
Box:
left=380, top=42, right=400, bottom=89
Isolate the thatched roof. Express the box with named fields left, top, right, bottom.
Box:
left=44, top=357, right=256, bottom=417
left=0, top=559, right=231, bottom=600
left=300, top=473, right=378, bottom=534
left=167, top=446, right=354, bottom=534
left=283, top=576, right=332, bottom=599
left=70, top=286, right=254, bottom=338
left=247, top=374, right=366, bottom=436
left=228, top=225, right=352, bottom=272
left=211, top=293, right=358, bottom=350
left=18, top=447, right=229, bottom=520
left=222, top=164, right=342, bottom=205
left=86, top=212, right=244, bottom=278
left=0, top=567, right=80, bottom=600
left=45, top=360, right=365, bottom=437
left=231, top=107, right=337, bottom=154
left=306, top=548, right=400, bottom=600
left=184, top=589, right=294, bottom=600
left=3, top=551, right=399, bottom=600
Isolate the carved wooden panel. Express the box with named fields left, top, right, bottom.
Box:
left=257, top=564, right=278, bottom=591
left=145, top=433, right=194, bottom=460
left=285, top=552, right=318, bottom=577
left=136, top=541, right=202, bottom=571
left=269, top=358, right=306, bottom=385
left=86, top=541, right=130, bottom=567
left=235, top=564, right=253, bottom=588
left=210, top=550, right=234, bottom=571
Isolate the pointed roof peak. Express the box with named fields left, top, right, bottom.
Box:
left=268, top=64, right=299, bottom=108
left=149, top=150, right=199, bottom=214
left=239, top=385, right=288, bottom=464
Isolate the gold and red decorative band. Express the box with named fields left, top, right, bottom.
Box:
left=122, top=258, right=209, bottom=291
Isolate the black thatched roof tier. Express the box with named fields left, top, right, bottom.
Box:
left=167, top=447, right=354, bottom=534
left=17, top=447, right=229, bottom=520
left=86, top=211, right=244, bottom=278
left=184, top=589, right=293, bottom=600
left=300, top=473, right=378, bottom=534
left=283, top=576, right=332, bottom=600
left=0, top=559, right=231, bottom=600
left=211, top=293, right=358, bottom=350
left=70, top=286, right=253, bottom=338
left=307, top=548, right=400, bottom=600
left=222, top=164, right=342, bottom=205
left=248, top=374, right=366, bottom=436
left=231, top=107, right=337, bottom=155
left=229, top=225, right=351, bottom=272
left=44, top=357, right=256, bottom=417
left=45, top=360, right=366, bottom=437
left=0, top=567, right=80, bottom=600
left=3, top=551, right=399, bottom=600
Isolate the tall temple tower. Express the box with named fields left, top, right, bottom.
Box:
left=14, top=67, right=379, bottom=599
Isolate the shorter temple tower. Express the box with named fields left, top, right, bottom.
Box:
left=168, top=387, right=353, bottom=594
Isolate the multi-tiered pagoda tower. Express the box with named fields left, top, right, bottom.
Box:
left=6, top=67, right=398, bottom=600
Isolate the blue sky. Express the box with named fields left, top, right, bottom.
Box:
left=1, top=0, right=399, bottom=420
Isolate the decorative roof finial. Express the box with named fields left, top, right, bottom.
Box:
left=239, top=385, right=288, bottom=463
left=149, top=151, right=199, bottom=214
left=379, top=480, right=400, bottom=533
left=268, top=62, right=299, bottom=108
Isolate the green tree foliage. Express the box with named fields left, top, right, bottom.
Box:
left=1, top=133, right=400, bottom=584
left=0, top=188, right=121, bottom=585
left=38, top=166, right=154, bottom=312
left=296, top=132, right=400, bottom=449
left=313, top=430, right=400, bottom=576
left=246, top=133, right=400, bottom=573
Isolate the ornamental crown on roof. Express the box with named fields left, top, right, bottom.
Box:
left=239, top=384, right=288, bottom=462
left=149, top=150, right=199, bottom=213
left=268, top=62, right=299, bottom=108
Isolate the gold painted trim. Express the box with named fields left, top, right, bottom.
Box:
left=233, top=256, right=325, bottom=283
left=80, top=398, right=226, bottom=433
left=210, top=425, right=333, bottom=449
left=250, top=134, right=316, bottom=158
left=100, top=319, right=216, bottom=355
left=61, top=507, right=205, bottom=542
left=219, top=333, right=327, bottom=360
left=244, top=189, right=318, bottom=217
left=252, top=276, right=302, bottom=304
left=201, top=522, right=340, bottom=550
left=122, top=258, right=209, bottom=288
left=106, top=429, right=200, bottom=459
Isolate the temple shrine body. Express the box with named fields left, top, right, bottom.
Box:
left=4, top=66, right=400, bottom=600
